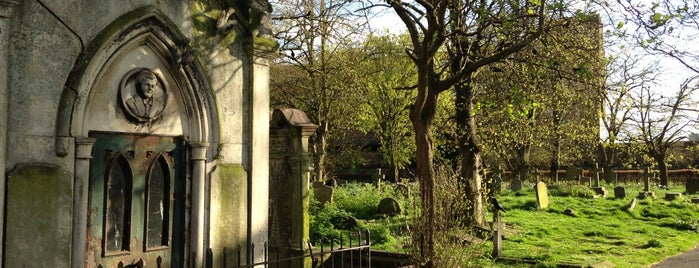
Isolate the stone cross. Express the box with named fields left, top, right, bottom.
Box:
left=589, top=163, right=603, bottom=187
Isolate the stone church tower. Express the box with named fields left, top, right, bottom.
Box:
left=0, top=1, right=276, bottom=267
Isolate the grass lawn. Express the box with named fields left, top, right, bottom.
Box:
left=493, top=183, right=699, bottom=267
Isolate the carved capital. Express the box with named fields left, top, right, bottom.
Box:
left=0, top=0, right=22, bottom=19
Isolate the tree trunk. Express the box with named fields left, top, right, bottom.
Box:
left=313, top=122, right=328, bottom=182
left=409, top=81, right=438, bottom=268
left=455, top=79, right=485, bottom=228
left=656, top=156, right=669, bottom=187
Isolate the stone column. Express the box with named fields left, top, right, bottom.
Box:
left=71, top=137, right=94, bottom=268
left=189, top=142, right=208, bottom=268
left=0, top=1, right=21, bottom=265
left=268, top=108, right=318, bottom=255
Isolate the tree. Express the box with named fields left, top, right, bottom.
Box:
left=599, top=49, right=658, bottom=172
left=629, top=81, right=698, bottom=186
left=271, top=0, right=371, bottom=181
left=379, top=0, right=573, bottom=265
left=350, top=34, right=418, bottom=182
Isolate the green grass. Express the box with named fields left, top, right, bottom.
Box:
left=310, top=181, right=699, bottom=267
left=494, top=183, right=699, bottom=267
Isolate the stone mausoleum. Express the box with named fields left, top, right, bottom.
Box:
left=0, top=1, right=277, bottom=267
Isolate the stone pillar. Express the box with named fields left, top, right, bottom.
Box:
left=189, top=142, right=208, bottom=268
left=269, top=108, right=318, bottom=254
left=0, top=1, right=21, bottom=265
left=72, top=137, right=95, bottom=268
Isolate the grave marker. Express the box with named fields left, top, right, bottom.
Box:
left=604, top=169, right=618, bottom=184
left=589, top=163, right=603, bottom=187
left=312, top=181, right=334, bottom=208
left=535, top=181, right=549, bottom=209
left=510, top=179, right=523, bottom=192
left=686, top=179, right=699, bottom=194
left=565, top=167, right=583, bottom=181
left=614, top=186, right=626, bottom=199
left=378, top=197, right=402, bottom=216
left=664, top=192, right=682, bottom=201
left=637, top=167, right=657, bottom=199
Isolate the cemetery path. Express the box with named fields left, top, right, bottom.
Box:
left=650, top=243, right=699, bottom=268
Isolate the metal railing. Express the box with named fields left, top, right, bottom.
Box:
left=217, top=230, right=371, bottom=268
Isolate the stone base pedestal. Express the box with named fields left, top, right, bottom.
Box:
left=664, top=192, right=682, bottom=201
left=591, top=187, right=608, bottom=198
left=637, top=191, right=656, bottom=199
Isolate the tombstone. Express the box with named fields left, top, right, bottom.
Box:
left=490, top=174, right=503, bottom=194
left=686, top=179, right=699, bottom=194
left=589, top=163, right=603, bottom=187
left=565, top=167, right=583, bottom=181
left=664, top=192, right=682, bottom=201
left=604, top=169, right=618, bottom=184
left=378, top=197, right=403, bottom=216
left=535, top=181, right=549, bottom=209
left=637, top=167, right=657, bottom=199
left=394, top=183, right=410, bottom=198
left=626, top=198, right=638, bottom=211
left=313, top=181, right=334, bottom=208
left=614, top=186, right=626, bottom=199
left=510, top=179, right=523, bottom=192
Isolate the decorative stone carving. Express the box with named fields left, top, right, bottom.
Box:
left=119, top=68, right=167, bottom=123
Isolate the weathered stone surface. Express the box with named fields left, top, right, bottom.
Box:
left=626, top=198, right=637, bottom=211
left=637, top=191, right=656, bottom=199
left=378, top=197, right=403, bottom=216
left=210, top=164, right=248, bottom=267
left=664, top=192, right=682, bottom=201
left=686, top=179, right=699, bottom=194
left=5, top=164, right=72, bottom=268
left=591, top=186, right=608, bottom=198
left=510, top=179, right=523, bottom=192
left=535, top=181, right=549, bottom=209
left=313, top=181, right=334, bottom=208
left=614, top=186, right=626, bottom=199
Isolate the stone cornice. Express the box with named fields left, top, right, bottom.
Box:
left=0, top=0, right=21, bottom=18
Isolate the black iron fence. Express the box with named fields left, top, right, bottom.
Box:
left=215, top=230, right=372, bottom=268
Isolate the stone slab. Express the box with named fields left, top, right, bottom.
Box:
left=591, top=186, right=608, bottom=198
left=5, top=164, right=72, bottom=268
left=614, top=186, right=626, bottom=199
left=664, top=192, right=682, bottom=201
left=209, top=164, right=248, bottom=267
left=637, top=191, right=656, bottom=199
left=535, top=181, right=549, bottom=209
left=692, top=198, right=699, bottom=204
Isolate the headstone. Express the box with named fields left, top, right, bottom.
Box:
left=589, top=163, right=603, bottom=187
left=604, top=170, right=618, bottom=184
left=626, top=198, right=637, bottom=211
left=591, top=186, right=608, bottom=198
left=686, top=179, right=699, bottom=194
left=313, top=181, right=334, bottom=208
left=510, top=179, right=523, bottom=192
left=638, top=167, right=656, bottom=199
left=565, top=167, right=583, bottom=181
left=394, top=183, right=410, bottom=198
left=378, top=197, right=403, bottom=216
left=664, top=192, right=682, bottom=201
left=563, top=208, right=576, bottom=216
left=535, top=181, right=549, bottom=209
left=490, top=174, right=503, bottom=194
left=614, top=186, right=626, bottom=199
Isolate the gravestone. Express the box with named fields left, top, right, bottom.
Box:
left=604, top=170, right=618, bottom=184
left=589, top=163, right=603, bottom=187
left=510, top=179, right=523, bottom=192
left=590, top=163, right=608, bottom=198
left=626, top=198, right=637, bottom=211
left=313, top=181, right=334, bottom=208
left=614, top=186, right=626, bottom=199
left=378, top=197, right=402, bottom=216
left=535, top=181, right=549, bottom=209
left=394, top=183, right=410, bottom=198
left=686, top=179, right=699, bottom=194
left=637, top=167, right=656, bottom=199
left=665, top=192, right=682, bottom=201
left=565, top=167, right=583, bottom=181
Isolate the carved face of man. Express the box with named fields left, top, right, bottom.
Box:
left=137, top=71, right=158, bottom=99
